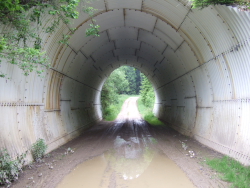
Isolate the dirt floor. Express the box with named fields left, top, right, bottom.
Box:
left=7, top=97, right=230, bottom=188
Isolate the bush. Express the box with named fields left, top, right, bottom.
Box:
left=102, top=104, right=117, bottom=121
left=0, top=149, right=26, bottom=187
left=140, top=74, right=155, bottom=108
left=137, top=97, right=164, bottom=126
left=192, top=0, right=250, bottom=11
left=237, top=0, right=250, bottom=10
left=31, top=138, right=47, bottom=162
left=191, top=0, right=238, bottom=9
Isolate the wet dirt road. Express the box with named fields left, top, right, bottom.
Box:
left=115, top=97, right=142, bottom=121
left=12, top=97, right=230, bottom=188
left=57, top=97, right=194, bottom=187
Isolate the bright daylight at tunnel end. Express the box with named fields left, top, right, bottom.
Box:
left=0, top=0, right=250, bottom=187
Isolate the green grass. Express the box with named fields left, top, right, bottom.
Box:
left=206, top=156, right=250, bottom=188
left=103, top=94, right=136, bottom=121
left=137, top=97, right=165, bottom=126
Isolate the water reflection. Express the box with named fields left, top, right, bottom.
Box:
left=57, top=120, right=195, bottom=188
left=105, top=136, right=154, bottom=180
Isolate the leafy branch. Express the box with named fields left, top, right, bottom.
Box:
left=191, top=0, right=250, bottom=9
left=86, top=23, right=100, bottom=37
left=83, top=5, right=100, bottom=36
left=0, top=0, right=100, bottom=78
left=0, top=149, right=27, bottom=187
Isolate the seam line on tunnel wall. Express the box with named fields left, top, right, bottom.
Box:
left=177, top=6, right=192, bottom=32
left=50, top=68, right=101, bottom=91
left=156, top=40, right=250, bottom=90
left=0, top=103, right=44, bottom=106
left=79, top=50, right=88, bottom=59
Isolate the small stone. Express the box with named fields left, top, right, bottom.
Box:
left=38, top=173, right=42, bottom=177
left=49, top=166, right=53, bottom=169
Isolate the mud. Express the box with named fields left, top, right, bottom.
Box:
left=57, top=151, right=196, bottom=188
left=10, top=97, right=230, bottom=188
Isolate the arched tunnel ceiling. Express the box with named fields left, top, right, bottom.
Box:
left=49, top=0, right=249, bottom=92
left=1, top=0, right=250, bottom=165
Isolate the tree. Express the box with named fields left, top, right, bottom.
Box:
left=140, top=74, right=155, bottom=108
left=134, top=69, right=142, bottom=94
left=101, top=67, right=129, bottom=117
left=0, top=0, right=99, bottom=78
left=122, top=66, right=141, bottom=95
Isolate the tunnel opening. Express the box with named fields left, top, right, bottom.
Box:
left=100, top=65, right=160, bottom=122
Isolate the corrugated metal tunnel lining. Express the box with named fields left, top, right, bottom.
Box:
left=0, top=0, right=250, bottom=165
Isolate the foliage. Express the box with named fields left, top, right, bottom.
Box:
left=191, top=0, right=249, bottom=9
left=144, top=113, right=164, bottom=126
left=0, top=149, right=27, bottom=187
left=103, top=95, right=132, bottom=121
left=137, top=97, right=164, bottom=126
left=0, top=0, right=99, bottom=78
left=140, top=74, right=155, bottom=108
left=86, top=23, right=100, bottom=36
left=101, top=67, right=127, bottom=120
left=237, top=0, right=250, bottom=10
left=206, top=156, right=250, bottom=188
left=0, top=38, right=49, bottom=76
left=138, top=74, right=164, bottom=126
left=191, top=0, right=234, bottom=8
left=101, top=67, right=129, bottom=109
left=83, top=4, right=100, bottom=36
left=122, top=66, right=141, bottom=95
left=31, top=138, right=47, bottom=162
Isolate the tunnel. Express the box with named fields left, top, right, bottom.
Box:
left=0, top=0, right=250, bottom=165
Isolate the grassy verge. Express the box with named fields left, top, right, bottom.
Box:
left=206, top=156, right=250, bottom=188
left=137, top=97, right=165, bottom=126
left=103, top=94, right=134, bottom=121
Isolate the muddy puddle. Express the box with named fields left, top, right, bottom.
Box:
left=57, top=136, right=195, bottom=188
left=57, top=98, right=195, bottom=188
